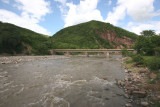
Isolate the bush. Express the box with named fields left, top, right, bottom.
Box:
left=121, top=48, right=129, bottom=57
left=132, top=54, right=144, bottom=65
left=147, top=58, right=160, bottom=70
left=154, top=47, right=160, bottom=56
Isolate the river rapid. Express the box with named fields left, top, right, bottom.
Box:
left=0, top=55, right=128, bottom=107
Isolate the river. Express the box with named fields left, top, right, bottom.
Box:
left=0, top=55, right=128, bottom=107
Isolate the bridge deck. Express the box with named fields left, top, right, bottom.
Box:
left=51, top=49, right=134, bottom=52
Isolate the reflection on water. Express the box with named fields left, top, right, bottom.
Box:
left=0, top=55, right=128, bottom=107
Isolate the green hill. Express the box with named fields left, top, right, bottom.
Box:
left=0, top=21, right=52, bottom=55
left=51, top=20, right=138, bottom=49
left=0, top=20, right=138, bottom=55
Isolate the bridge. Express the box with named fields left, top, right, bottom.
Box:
left=50, top=49, right=135, bottom=57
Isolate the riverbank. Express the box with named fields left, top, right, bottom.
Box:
left=120, top=57, right=160, bottom=107
left=0, top=55, right=68, bottom=64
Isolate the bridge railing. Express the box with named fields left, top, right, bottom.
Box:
left=51, top=49, right=134, bottom=52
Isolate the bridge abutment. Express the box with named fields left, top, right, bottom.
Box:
left=104, top=52, right=109, bottom=58
left=84, top=52, right=89, bottom=57
left=50, top=50, right=56, bottom=55
left=65, top=51, right=70, bottom=56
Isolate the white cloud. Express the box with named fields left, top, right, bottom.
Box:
left=62, top=0, right=103, bottom=27
left=108, top=0, right=112, bottom=5
left=105, top=5, right=126, bottom=25
left=0, top=0, right=51, bottom=35
left=0, top=9, right=50, bottom=35
left=127, top=21, right=160, bottom=34
left=14, top=0, right=51, bottom=20
left=121, top=0, right=159, bottom=21
left=55, top=0, right=160, bottom=34
left=1, top=0, right=9, bottom=4
left=54, top=0, right=66, bottom=5
left=106, top=0, right=160, bottom=25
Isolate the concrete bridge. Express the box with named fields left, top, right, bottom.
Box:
left=50, top=49, right=135, bottom=57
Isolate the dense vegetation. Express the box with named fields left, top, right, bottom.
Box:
left=123, top=30, right=160, bottom=84
left=51, top=20, right=137, bottom=49
left=134, top=30, right=160, bottom=55
left=134, top=30, right=160, bottom=71
left=0, top=21, right=52, bottom=55
left=0, top=20, right=138, bottom=55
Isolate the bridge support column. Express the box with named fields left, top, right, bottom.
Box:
left=104, top=52, right=109, bottom=58
left=66, top=51, right=70, bottom=56
left=50, top=50, right=56, bottom=55
left=85, top=52, right=89, bottom=57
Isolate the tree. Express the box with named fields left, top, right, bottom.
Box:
left=140, top=30, right=155, bottom=37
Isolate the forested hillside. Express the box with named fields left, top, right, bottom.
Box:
left=51, top=20, right=138, bottom=49
left=0, top=21, right=52, bottom=55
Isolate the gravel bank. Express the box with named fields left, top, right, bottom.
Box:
left=0, top=55, right=68, bottom=64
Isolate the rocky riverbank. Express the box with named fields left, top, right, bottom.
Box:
left=0, top=55, right=68, bottom=64
left=118, top=57, right=160, bottom=107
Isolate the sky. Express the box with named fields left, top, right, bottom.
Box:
left=0, top=0, right=160, bottom=36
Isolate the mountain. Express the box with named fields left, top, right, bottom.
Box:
left=0, top=20, right=138, bottom=55
left=51, top=20, right=138, bottom=49
left=0, top=21, right=52, bottom=55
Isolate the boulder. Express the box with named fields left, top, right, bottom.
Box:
left=139, top=70, right=148, bottom=74
left=132, top=91, right=147, bottom=98
left=149, top=73, right=157, bottom=79
left=141, top=102, right=149, bottom=107
left=103, top=77, right=107, bottom=80
left=124, top=69, right=128, bottom=73
left=124, top=94, right=129, bottom=98
left=151, top=96, right=160, bottom=101
left=125, top=103, right=132, bottom=107
left=132, top=75, right=140, bottom=79
left=125, top=82, right=131, bottom=90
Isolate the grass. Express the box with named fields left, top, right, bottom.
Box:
left=123, top=57, right=146, bottom=73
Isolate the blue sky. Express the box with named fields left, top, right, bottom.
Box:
left=0, top=0, right=160, bottom=36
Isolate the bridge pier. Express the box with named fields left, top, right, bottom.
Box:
left=84, top=52, right=89, bottom=57
left=65, top=51, right=70, bottom=56
left=104, top=52, right=109, bottom=58
left=50, top=50, right=56, bottom=55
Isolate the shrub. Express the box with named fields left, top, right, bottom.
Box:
left=121, top=48, right=129, bottom=57
left=154, top=47, right=160, bottom=56
left=132, top=54, right=144, bottom=65
left=147, top=58, right=160, bottom=70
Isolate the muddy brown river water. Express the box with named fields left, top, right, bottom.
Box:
left=0, top=55, right=128, bottom=107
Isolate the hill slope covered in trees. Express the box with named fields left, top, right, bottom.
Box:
left=0, top=21, right=52, bottom=55
left=0, top=20, right=138, bottom=55
left=51, top=20, right=138, bottom=49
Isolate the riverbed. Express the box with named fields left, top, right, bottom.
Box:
left=0, top=55, right=128, bottom=107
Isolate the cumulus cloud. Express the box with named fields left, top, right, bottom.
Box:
left=54, top=0, right=66, bottom=5
left=55, top=0, right=160, bottom=34
left=127, top=21, right=160, bottom=34
left=0, top=9, right=50, bottom=35
left=1, top=0, right=9, bottom=4
left=106, top=0, right=160, bottom=25
left=64, top=0, right=103, bottom=27
left=106, top=5, right=126, bottom=25
left=108, top=0, right=112, bottom=5
left=0, top=0, right=51, bottom=35
left=59, top=0, right=104, bottom=27
left=14, top=0, right=51, bottom=20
